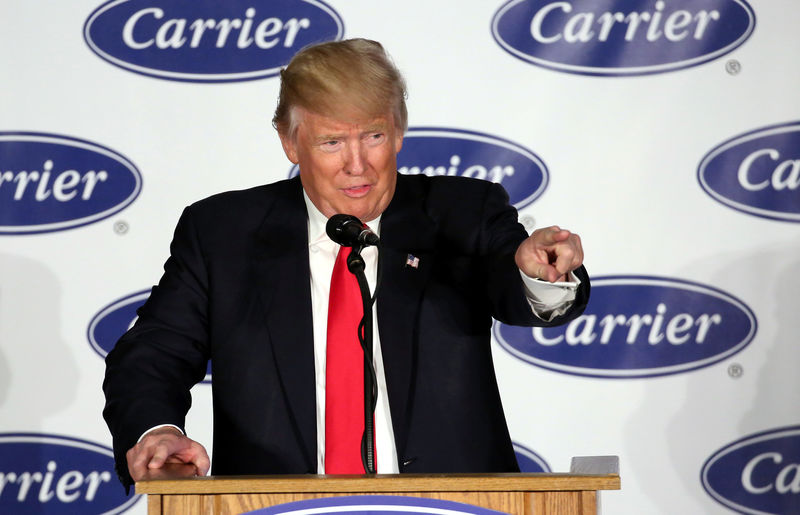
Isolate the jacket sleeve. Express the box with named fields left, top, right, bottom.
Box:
left=102, top=205, right=211, bottom=490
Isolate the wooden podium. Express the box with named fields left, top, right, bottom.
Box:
left=137, top=458, right=620, bottom=514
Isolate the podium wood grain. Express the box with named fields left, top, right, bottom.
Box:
left=137, top=467, right=619, bottom=514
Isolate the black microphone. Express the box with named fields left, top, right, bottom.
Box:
left=326, top=214, right=380, bottom=247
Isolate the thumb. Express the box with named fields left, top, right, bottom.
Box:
left=190, top=444, right=211, bottom=476
left=529, top=262, right=560, bottom=283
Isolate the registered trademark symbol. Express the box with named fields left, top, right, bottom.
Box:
left=519, top=215, right=537, bottom=233
left=728, top=363, right=743, bottom=378
left=113, top=220, right=129, bottom=235
left=725, top=59, right=741, bottom=75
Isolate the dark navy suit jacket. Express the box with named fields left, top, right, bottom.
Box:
left=103, top=173, right=590, bottom=489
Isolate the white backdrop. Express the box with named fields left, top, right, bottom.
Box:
left=2, top=1, right=800, bottom=513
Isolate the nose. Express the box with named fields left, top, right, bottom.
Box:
left=343, top=140, right=366, bottom=175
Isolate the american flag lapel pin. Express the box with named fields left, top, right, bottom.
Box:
left=405, top=254, right=420, bottom=269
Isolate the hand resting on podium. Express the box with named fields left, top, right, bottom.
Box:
left=126, top=426, right=210, bottom=482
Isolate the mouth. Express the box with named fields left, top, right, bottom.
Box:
left=341, top=184, right=372, bottom=197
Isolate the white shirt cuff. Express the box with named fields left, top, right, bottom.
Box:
left=519, top=270, right=580, bottom=322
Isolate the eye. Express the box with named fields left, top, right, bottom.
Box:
left=366, top=132, right=385, bottom=145
left=319, top=140, right=341, bottom=152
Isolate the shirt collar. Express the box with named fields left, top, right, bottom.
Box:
left=302, top=190, right=382, bottom=246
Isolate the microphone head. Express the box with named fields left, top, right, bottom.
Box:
left=326, top=214, right=365, bottom=247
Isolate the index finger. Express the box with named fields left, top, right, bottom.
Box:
left=147, top=441, right=175, bottom=469
left=127, top=444, right=158, bottom=481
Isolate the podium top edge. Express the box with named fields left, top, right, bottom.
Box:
left=136, top=472, right=621, bottom=495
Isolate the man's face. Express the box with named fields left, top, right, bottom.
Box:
left=279, top=108, right=404, bottom=222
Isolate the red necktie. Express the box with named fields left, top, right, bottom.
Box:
left=325, top=246, right=365, bottom=473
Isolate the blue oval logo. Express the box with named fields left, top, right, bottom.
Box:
left=702, top=426, right=800, bottom=514
left=698, top=121, right=800, bottom=222
left=514, top=442, right=551, bottom=473
left=494, top=275, right=757, bottom=378
left=398, top=128, right=548, bottom=209
left=0, top=433, right=139, bottom=513
left=88, top=291, right=212, bottom=382
left=0, top=132, right=141, bottom=235
left=491, top=0, right=756, bottom=76
left=84, top=0, right=344, bottom=82
left=247, top=495, right=506, bottom=514
left=397, top=127, right=548, bottom=209
left=288, top=127, right=548, bottom=209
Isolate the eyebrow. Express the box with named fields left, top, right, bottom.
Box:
left=361, top=123, right=387, bottom=133
left=312, top=124, right=387, bottom=144
left=313, top=134, right=344, bottom=144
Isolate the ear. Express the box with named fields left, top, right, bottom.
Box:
left=278, top=131, right=299, bottom=164
left=394, top=132, right=404, bottom=154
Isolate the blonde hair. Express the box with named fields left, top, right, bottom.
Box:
left=272, top=38, right=408, bottom=139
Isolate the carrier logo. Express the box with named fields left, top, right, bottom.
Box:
left=88, top=290, right=212, bottom=382
left=0, top=433, right=139, bottom=513
left=399, top=128, right=547, bottom=209
left=0, top=132, right=141, bottom=235
left=84, top=0, right=344, bottom=82
left=514, top=442, right=550, bottom=472
left=494, top=275, right=756, bottom=378
left=249, top=495, right=505, bottom=514
left=699, top=121, right=800, bottom=222
left=491, top=0, right=756, bottom=76
left=702, top=426, right=800, bottom=514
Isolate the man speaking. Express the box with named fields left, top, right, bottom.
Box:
left=103, top=38, right=589, bottom=490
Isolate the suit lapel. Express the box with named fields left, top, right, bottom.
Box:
left=252, top=178, right=316, bottom=470
left=377, top=175, right=437, bottom=459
